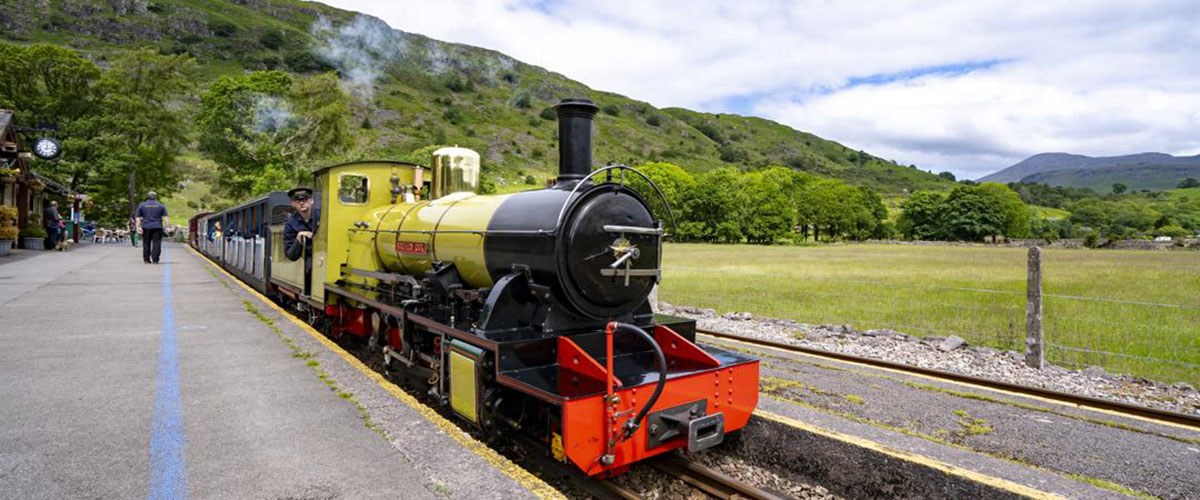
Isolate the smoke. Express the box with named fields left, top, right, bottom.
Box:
left=310, top=14, right=407, bottom=100
left=250, top=95, right=295, bottom=134
left=309, top=14, right=528, bottom=99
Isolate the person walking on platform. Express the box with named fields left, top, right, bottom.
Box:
left=283, top=187, right=319, bottom=292
left=43, top=201, right=62, bottom=250
left=135, top=191, right=169, bottom=264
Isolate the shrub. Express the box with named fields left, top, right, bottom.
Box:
left=524, top=175, right=537, bottom=185
left=693, top=122, right=724, bottom=144
left=602, top=104, right=620, bottom=116
left=19, top=226, right=47, bottom=239
left=718, top=145, right=749, bottom=163
left=539, top=108, right=556, bottom=121
left=259, top=31, right=285, bottom=50
left=1083, top=231, right=1100, bottom=248
left=645, top=115, right=662, bottom=127
left=0, top=226, right=16, bottom=240
left=514, top=93, right=532, bottom=109
left=285, top=51, right=333, bottom=72
left=208, top=20, right=237, bottom=37
left=1154, top=225, right=1189, bottom=238
left=444, top=75, right=472, bottom=93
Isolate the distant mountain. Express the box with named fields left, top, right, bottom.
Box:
left=0, top=0, right=953, bottom=193
left=978, top=152, right=1200, bottom=191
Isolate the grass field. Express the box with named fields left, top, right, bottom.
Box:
left=659, top=243, right=1200, bottom=385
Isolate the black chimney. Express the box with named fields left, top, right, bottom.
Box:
left=554, top=98, right=599, bottom=185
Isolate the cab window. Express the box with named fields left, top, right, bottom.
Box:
left=338, top=174, right=368, bottom=204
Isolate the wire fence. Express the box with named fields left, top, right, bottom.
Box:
left=659, top=248, right=1200, bottom=386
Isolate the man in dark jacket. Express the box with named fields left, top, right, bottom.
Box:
left=136, top=191, right=169, bottom=264
left=283, top=187, right=319, bottom=292
left=43, top=201, right=62, bottom=250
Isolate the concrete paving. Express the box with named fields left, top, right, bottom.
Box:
left=704, top=336, right=1200, bottom=500
left=0, top=243, right=548, bottom=500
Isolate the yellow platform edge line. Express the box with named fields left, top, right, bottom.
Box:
left=755, top=410, right=1069, bottom=500
left=704, top=333, right=1196, bottom=432
left=186, top=246, right=566, bottom=500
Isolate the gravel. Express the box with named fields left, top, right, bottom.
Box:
left=663, top=303, right=1200, bottom=416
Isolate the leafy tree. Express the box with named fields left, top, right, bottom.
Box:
left=198, top=71, right=351, bottom=198
left=677, top=168, right=745, bottom=242
left=1178, top=178, right=1200, bottom=189
left=633, top=162, right=695, bottom=219
left=1111, top=182, right=1127, bottom=195
left=978, top=183, right=1031, bottom=239
left=99, top=49, right=198, bottom=218
left=896, top=191, right=946, bottom=240
left=940, top=185, right=1006, bottom=242
left=0, top=43, right=105, bottom=197
left=937, top=171, right=956, bottom=182
left=739, top=167, right=798, bottom=244
left=796, top=177, right=881, bottom=241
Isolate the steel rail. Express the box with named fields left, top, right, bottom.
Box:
left=650, top=455, right=786, bottom=500
left=696, top=328, right=1200, bottom=430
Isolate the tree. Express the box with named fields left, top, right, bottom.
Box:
left=897, top=191, right=946, bottom=240
left=938, top=171, right=956, bottom=182
left=978, top=183, right=1031, bottom=239
left=738, top=167, right=798, bottom=244
left=940, top=185, right=1006, bottom=242
left=633, top=162, right=695, bottom=220
left=796, top=177, right=879, bottom=241
left=0, top=43, right=106, bottom=204
left=198, top=71, right=351, bottom=198
left=100, top=49, right=198, bottom=219
left=1178, top=178, right=1200, bottom=189
left=1111, top=182, right=1127, bottom=195
left=677, top=168, right=745, bottom=243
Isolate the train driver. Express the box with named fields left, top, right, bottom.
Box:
left=284, top=187, right=320, bottom=291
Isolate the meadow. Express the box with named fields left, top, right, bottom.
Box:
left=659, top=243, right=1200, bottom=385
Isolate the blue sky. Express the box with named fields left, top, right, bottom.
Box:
left=321, top=0, right=1200, bottom=179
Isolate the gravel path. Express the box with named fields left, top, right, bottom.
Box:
left=662, top=303, right=1200, bottom=416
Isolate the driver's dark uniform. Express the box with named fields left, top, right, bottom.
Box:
left=283, top=205, right=320, bottom=293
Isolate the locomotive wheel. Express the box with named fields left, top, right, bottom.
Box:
left=368, top=311, right=382, bottom=353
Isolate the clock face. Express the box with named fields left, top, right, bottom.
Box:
left=33, top=138, right=61, bottom=160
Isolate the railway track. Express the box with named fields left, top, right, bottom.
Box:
left=514, top=433, right=783, bottom=499
left=592, top=455, right=785, bottom=500
left=697, top=327, right=1200, bottom=430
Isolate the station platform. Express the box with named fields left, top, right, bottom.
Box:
left=702, top=334, right=1200, bottom=500
left=0, top=242, right=558, bottom=500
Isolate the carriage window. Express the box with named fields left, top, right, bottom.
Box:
left=338, top=174, right=369, bottom=204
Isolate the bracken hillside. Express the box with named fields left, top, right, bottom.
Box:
left=1, top=0, right=953, bottom=193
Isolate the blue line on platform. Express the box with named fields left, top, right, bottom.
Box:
left=148, top=246, right=187, bottom=500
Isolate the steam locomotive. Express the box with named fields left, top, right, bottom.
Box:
left=190, top=99, right=760, bottom=477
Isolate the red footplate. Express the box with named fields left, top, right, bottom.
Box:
left=559, top=326, right=760, bottom=477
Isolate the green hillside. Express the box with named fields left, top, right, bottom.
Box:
left=0, top=0, right=952, bottom=195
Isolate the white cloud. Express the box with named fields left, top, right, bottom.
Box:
left=318, top=0, right=1200, bottom=178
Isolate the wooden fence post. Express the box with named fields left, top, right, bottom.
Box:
left=1025, top=246, right=1045, bottom=369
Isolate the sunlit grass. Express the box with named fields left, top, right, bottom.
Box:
left=660, top=243, right=1200, bottom=385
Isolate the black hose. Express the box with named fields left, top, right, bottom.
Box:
left=612, top=322, right=667, bottom=441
